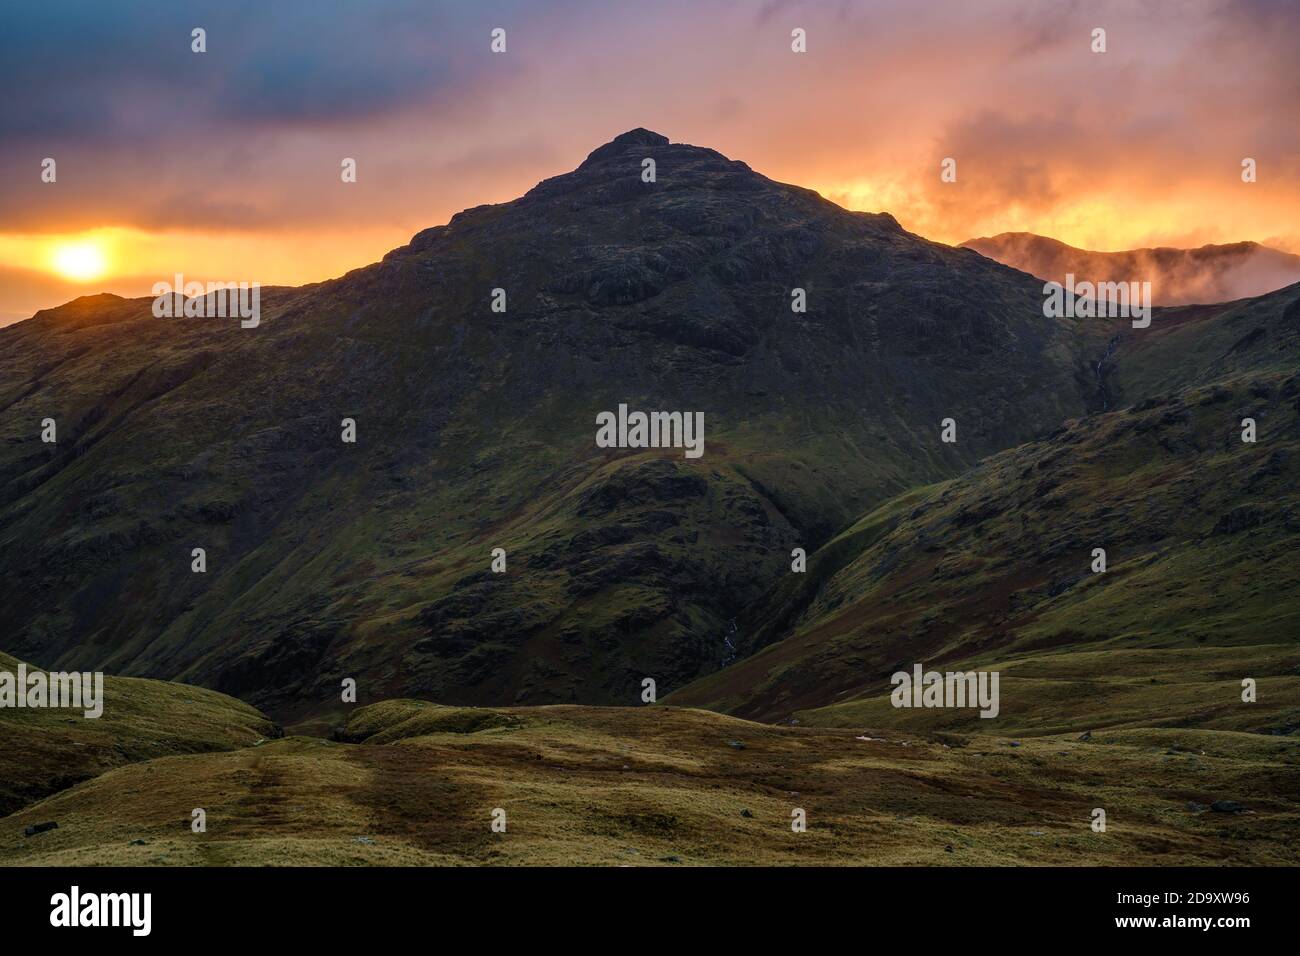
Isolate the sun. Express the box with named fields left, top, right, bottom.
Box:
left=51, top=241, right=110, bottom=282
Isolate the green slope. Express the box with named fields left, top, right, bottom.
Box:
left=667, top=364, right=1300, bottom=735
left=0, top=651, right=279, bottom=816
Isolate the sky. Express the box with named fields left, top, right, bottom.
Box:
left=1, top=0, right=1297, bottom=324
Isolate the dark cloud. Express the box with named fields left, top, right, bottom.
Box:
left=0, top=0, right=560, bottom=232
left=0, top=0, right=534, bottom=142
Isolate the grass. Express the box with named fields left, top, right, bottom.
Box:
left=2, top=700, right=1295, bottom=866
left=0, top=652, right=279, bottom=816
left=666, top=371, right=1300, bottom=733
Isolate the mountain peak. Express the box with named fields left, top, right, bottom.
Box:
left=608, top=127, right=670, bottom=147
left=580, top=128, right=671, bottom=167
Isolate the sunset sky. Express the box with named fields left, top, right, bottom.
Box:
left=2, top=0, right=1297, bottom=324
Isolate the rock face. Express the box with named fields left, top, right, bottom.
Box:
left=0, top=128, right=1248, bottom=719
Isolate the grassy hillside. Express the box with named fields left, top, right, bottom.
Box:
left=3, top=701, right=1295, bottom=866
left=667, top=368, right=1300, bottom=736
left=0, top=652, right=279, bottom=815
left=1107, top=282, right=1300, bottom=402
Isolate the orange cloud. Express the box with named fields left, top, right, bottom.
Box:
left=2, top=0, right=1297, bottom=321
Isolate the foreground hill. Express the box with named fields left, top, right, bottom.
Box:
left=0, top=652, right=278, bottom=816
left=963, top=232, right=1300, bottom=306
left=4, top=700, right=1296, bottom=866
left=0, top=129, right=1119, bottom=719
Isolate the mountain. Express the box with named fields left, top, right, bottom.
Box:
left=962, top=233, right=1300, bottom=306
left=668, top=279, right=1300, bottom=724
left=0, top=129, right=1122, bottom=721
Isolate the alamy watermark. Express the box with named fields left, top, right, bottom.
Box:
left=0, top=662, right=103, bottom=718
left=1042, top=274, right=1151, bottom=329
left=50, top=886, right=151, bottom=936
left=890, top=663, right=999, bottom=718
left=595, top=404, right=704, bottom=458
left=152, top=273, right=260, bottom=328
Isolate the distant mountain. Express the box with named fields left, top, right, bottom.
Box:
left=962, top=232, right=1300, bottom=306
left=0, top=129, right=1122, bottom=720
left=0, top=264, right=160, bottom=330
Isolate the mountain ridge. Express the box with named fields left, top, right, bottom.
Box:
left=963, top=232, right=1300, bottom=307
